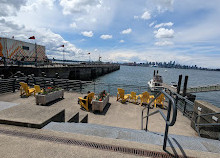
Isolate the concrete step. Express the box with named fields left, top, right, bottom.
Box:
left=66, top=110, right=88, bottom=123
left=79, top=113, right=88, bottom=123
left=66, top=111, right=79, bottom=123
left=43, top=122, right=220, bottom=154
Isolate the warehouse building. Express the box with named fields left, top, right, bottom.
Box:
left=0, top=37, right=46, bottom=62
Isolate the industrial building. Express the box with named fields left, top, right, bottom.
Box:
left=0, top=37, right=46, bottom=62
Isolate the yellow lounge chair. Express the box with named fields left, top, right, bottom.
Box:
left=154, top=93, right=165, bottom=108
left=129, top=91, right=139, bottom=103
left=116, top=88, right=129, bottom=103
left=19, top=82, right=35, bottom=97
left=139, top=91, right=154, bottom=106
left=34, top=85, right=44, bottom=95
left=78, top=92, right=95, bottom=111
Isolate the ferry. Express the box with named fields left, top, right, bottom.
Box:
left=148, top=70, right=164, bottom=91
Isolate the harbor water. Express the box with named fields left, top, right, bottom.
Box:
left=94, top=65, right=220, bottom=108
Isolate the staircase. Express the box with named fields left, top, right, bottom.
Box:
left=65, top=110, right=88, bottom=123
left=43, top=122, right=220, bottom=154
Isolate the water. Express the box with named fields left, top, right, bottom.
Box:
left=94, top=65, right=220, bottom=108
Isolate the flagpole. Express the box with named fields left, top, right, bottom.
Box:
left=35, top=41, right=37, bottom=67
left=63, top=47, right=64, bottom=65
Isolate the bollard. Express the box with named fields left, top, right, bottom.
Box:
left=175, top=75, right=182, bottom=105
left=183, top=75, right=188, bottom=97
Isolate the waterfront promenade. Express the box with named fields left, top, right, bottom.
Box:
left=0, top=91, right=196, bottom=136
left=0, top=91, right=220, bottom=157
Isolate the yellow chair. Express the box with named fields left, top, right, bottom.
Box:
left=139, top=91, right=154, bottom=106
left=154, top=94, right=165, bottom=108
left=78, top=92, right=95, bottom=111
left=19, top=82, right=35, bottom=97
left=129, top=91, right=139, bottom=103
left=116, top=88, right=129, bottom=103
left=34, top=85, right=44, bottom=95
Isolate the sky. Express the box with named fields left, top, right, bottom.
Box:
left=0, top=0, right=220, bottom=68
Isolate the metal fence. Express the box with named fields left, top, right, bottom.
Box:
left=0, top=76, right=150, bottom=96
left=166, top=89, right=194, bottom=120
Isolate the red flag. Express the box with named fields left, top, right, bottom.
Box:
left=60, top=45, right=64, bottom=47
left=29, top=36, right=35, bottom=39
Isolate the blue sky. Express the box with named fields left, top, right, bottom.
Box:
left=0, top=0, right=220, bottom=68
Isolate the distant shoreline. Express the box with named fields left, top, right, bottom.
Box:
left=120, top=64, right=220, bottom=71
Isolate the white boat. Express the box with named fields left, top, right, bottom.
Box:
left=148, top=70, right=164, bottom=91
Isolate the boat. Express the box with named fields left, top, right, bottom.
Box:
left=171, top=81, right=177, bottom=89
left=148, top=70, right=164, bottom=91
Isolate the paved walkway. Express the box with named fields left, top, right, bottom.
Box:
left=0, top=91, right=197, bottom=136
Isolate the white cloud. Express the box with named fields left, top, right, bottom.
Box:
left=155, top=41, right=173, bottom=46
left=154, top=22, right=173, bottom=28
left=134, top=16, right=139, bottom=19
left=100, top=34, right=112, bottom=39
left=59, top=0, right=101, bottom=15
left=0, top=0, right=27, bottom=17
left=121, top=28, right=132, bottom=34
left=119, top=40, right=124, bottom=43
left=153, top=0, right=174, bottom=13
left=81, top=31, right=93, bottom=37
left=141, top=11, right=151, bottom=20
left=149, top=22, right=155, bottom=27
left=70, top=22, right=77, bottom=29
left=154, top=28, right=174, bottom=38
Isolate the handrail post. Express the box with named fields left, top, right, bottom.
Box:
left=183, top=100, right=187, bottom=115
left=108, top=84, right=110, bottom=94
left=93, top=82, right=95, bottom=93
left=80, top=81, right=82, bottom=93
left=145, top=103, right=150, bottom=131
left=12, top=79, right=16, bottom=93
left=163, top=100, right=172, bottom=151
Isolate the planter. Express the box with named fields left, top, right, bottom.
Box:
left=36, top=89, right=64, bottom=105
left=92, top=94, right=109, bottom=112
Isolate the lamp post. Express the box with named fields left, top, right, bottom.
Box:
left=88, top=52, right=91, bottom=63
left=59, top=45, right=65, bottom=65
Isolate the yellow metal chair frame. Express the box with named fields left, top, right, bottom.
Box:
left=154, top=93, right=165, bottom=108
left=139, top=91, right=154, bottom=106
left=19, top=82, right=35, bottom=97
left=34, top=85, right=44, bottom=95
left=116, top=88, right=129, bottom=103
left=78, top=92, right=95, bottom=111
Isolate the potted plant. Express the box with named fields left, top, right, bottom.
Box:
left=36, top=86, right=64, bottom=105
left=92, top=90, right=109, bottom=112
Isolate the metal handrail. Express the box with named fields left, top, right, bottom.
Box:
left=141, top=90, right=177, bottom=151
left=195, top=112, right=220, bottom=136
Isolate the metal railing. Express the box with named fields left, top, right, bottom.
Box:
left=0, top=76, right=149, bottom=96
left=166, top=89, right=194, bottom=120
left=141, top=90, right=177, bottom=151
left=195, top=112, right=220, bottom=137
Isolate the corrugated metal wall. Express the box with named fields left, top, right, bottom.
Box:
left=0, top=37, right=46, bottom=61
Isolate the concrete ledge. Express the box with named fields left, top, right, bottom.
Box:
left=0, top=105, right=65, bottom=128
left=191, top=100, right=220, bottom=140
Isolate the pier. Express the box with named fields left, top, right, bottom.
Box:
left=0, top=63, right=120, bottom=80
